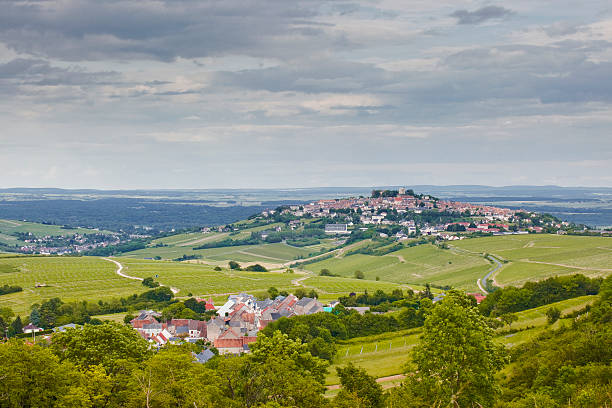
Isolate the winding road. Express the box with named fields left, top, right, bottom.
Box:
left=477, top=255, right=503, bottom=294
left=103, top=257, right=179, bottom=294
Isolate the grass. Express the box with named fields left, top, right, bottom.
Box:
left=306, top=244, right=490, bottom=291
left=0, top=256, right=144, bottom=315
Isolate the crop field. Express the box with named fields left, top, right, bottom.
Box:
left=301, top=276, right=413, bottom=300
left=452, top=235, right=612, bottom=286
left=305, top=244, right=490, bottom=291
left=117, top=258, right=297, bottom=296
left=0, top=256, right=143, bottom=315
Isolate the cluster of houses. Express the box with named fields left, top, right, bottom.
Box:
left=281, top=189, right=518, bottom=221
left=130, top=293, right=324, bottom=354
left=18, top=232, right=122, bottom=255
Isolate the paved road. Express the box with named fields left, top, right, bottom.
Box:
left=103, top=257, right=179, bottom=294
left=477, top=255, right=503, bottom=294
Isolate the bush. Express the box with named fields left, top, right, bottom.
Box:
left=228, top=261, right=241, bottom=270
left=245, top=264, right=267, bottom=272
left=319, top=269, right=334, bottom=277
left=354, top=270, right=365, bottom=280
left=141, top=277, right=160, bottom=288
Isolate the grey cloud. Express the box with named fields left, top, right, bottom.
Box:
left=0, top=0, right=348, bottom=62
left=450, top=6, right=514, bottom=25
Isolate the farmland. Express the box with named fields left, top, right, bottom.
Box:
left=304, top=244, right=491, bottom=292
left=451, top=234, right=612, bottom=287
left=0, top=256, right=143, bottom=315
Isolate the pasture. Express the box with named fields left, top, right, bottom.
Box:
left=0, top=256, right=143, bottom=315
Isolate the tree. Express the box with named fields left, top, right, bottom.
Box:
left=8, top=315, right=23, bottom=337
left=267, top=287, right=279, bottom=299
left=30, top=306, right=42, bottom=328
left=0, top=340, right=81, bottom=407
left=128, top=346, right=229, bottom=408
left=354, top=270, right=365, bottom=279
left=50, top=322, right=150, bottom=374
left=546, top=306, right=561, bottom=324
left=500, top=313, right=518, bottom=327
left=228, top=260, right=241, bottom=270
left=404, top=291, right=507, bottom=407
left=334, top=363, right=383, bottom=408
left=141, top=277, right=159, bottom=288
left=245, top=264, right=267, bottom=272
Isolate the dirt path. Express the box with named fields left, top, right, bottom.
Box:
left=327, top=374, right=405, bottom=390
left=237, top=250, right=286, bottom=262
left=103, top=257, right=180, bottom=294
left=177, top=232, right=229, bottom=247
left=520, top=259, right=612, bottom=272
left=385, top=254, right=406, bottom=263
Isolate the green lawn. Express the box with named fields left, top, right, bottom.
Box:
left=0, top=256, right=144, bottom=315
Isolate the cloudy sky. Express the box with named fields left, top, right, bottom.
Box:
left=1, top=0, right=611, bottom=189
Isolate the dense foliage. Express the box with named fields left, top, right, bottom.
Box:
left=0, top=284, right=22, bottom=296
left=479, top=274, right=601, bottom=316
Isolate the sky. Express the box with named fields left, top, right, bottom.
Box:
left=1, top=0, right=612, bottom=189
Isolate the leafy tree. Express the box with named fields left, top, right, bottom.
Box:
left=334, top=363, right=383, bottom=408
left=500, top=313, right=519, bottom=327
left=267, top=287, right=279, bottom=299
left=228, top=260, right=241, bottom=270
left=0, top=340, right=79, bottom=407
left=245, top=264, right=267, bottom=272
left=402, top=291, right=507, bottom=407
left=8, top=315, right=23, bottom=337
left=128, top=346, right=229, bottom=408
left=320, top=268, right=334, bottom=276
left=233, top=330, right=328, bottom=407
left=354, top=270, right=365, bottom=279
left=50, top=322, right=150, bottom=374
left=141, top=277, right=160, bottom=288
left=546, top=306, right=561, bottom=324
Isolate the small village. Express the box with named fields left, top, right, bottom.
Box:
left=129, top=293, right=326, bottom=360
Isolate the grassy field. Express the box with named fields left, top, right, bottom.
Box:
left=0, top=256, right=144, bottom=315
left=305, top=244, right=490, bottom=291
left=0, top=219, right=106, bottom=246
left=452, top=234, right=612, bottom=287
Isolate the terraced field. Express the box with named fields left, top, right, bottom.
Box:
left=305, top=244, right=490, bottom=291
left=0, top=256, right=143, bottom=315
left=452, top=235, right=612, bottom=286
